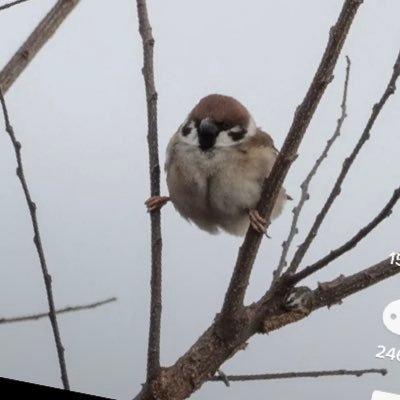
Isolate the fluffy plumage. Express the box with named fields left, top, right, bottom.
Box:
left=163, top=94, right=288, bottom=236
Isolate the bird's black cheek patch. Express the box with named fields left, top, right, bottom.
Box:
left=182, top=124, right=192, bottom=136
left=228, top=129, right=246, bottom=141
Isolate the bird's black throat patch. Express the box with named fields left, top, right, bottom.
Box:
left=199, top=134, right=217, bottom=151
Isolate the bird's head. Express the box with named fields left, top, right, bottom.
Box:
left=178, top=94, right=257, bottom=151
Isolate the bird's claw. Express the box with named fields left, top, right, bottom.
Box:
left=145, top=196, right=170, bottom=212
left=248, top=209, right=271, bottom=238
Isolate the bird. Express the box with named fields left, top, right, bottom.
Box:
left=145, top=94, right=289, bottom=236
left=283, top=286, right=315, bottom=315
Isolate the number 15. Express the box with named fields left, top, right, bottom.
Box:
left=390, top=252, right=400, bottom=267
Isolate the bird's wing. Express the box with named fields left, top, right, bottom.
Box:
left=252, top=128, right=293, bottom=201
left=164, top=131, right=180, bottom=173
left=253, top=128, right=279, bottom=154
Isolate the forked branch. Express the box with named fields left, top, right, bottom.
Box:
left=135, top=256, right=398, bottom=400
left=287, top=49, right=400, bottom=275
left=273, top=56, right=351, bottom=283
left=221, top=0, right=363, bottom=322
left=292, top=187, right=400, bottom=284
left=260, top=257, right=399, bottom=333
left=132, top=2, right=400, bottom=399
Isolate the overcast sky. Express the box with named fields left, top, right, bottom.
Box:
left=0, top=1, right=399, bottom=399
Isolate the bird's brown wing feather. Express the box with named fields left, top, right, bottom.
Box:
left=249, top=128, right=279, bottom=153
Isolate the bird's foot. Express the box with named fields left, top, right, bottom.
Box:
left=248, top=209, right=271, bottom=238
left=145, top=196, right=170, bottom=212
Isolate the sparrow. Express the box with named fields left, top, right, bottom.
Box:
left=284, top=286, right=315, bottom=315
left=145, top=94, right=289, bottom=236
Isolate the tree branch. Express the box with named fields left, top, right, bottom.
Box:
left=0, top=0, right=31, bottom=12
left=136, top=0, right=163, bottom=382
left=0, top=297, right=117, bottom=325
left=0, top=89, right=70, bottom=390
left=210, top=368, right=387, bottom=385
left=0, top=0, right=80, bottom=94
left=291, top=187, right=400, bottom=284
left=260, top=257, right=400, bottom=333
left=134, top=256, right=397, bottom=400
left=273, top=56, right=351, bottom=284
left=287, top=48, right=400, bottom=275
left=133, top=2, right=366, bottom=399
left=220, top=0, right=363, bottom=325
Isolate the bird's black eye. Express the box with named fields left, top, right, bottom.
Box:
left=182, top=125, right=192, bottom=136
left=220, top=122, right=231, bottom=131
left=228, top=128, right=247, bottom=141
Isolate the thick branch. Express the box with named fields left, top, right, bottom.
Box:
left=210, top=368, right=386, bottom=384
left=134, top=257, right=397, bottom=400
left=0, top=297, right=117, bottom=325
left=273, top=56, right=351, bottom=283
left=261, top=257, right=399, bottom=333
left=221, top=0, right=363, bottom=322
left=136, top=0, right=163, bottom=382
left=292, top=187, right=400, bottom=284
left=0, top=0, right=80, bottom=94
left=0, top=90, right=70, bottom=389
left=287, top=49, right=400, bottom=275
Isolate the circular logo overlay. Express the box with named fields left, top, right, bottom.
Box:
left=383, top=300, right=400, bottom=336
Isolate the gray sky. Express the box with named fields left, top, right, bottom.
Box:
left=0, top=1, right=399, bottom=399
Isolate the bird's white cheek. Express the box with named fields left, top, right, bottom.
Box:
left=214, top=131, right=237, bottom=147
left=179, top=128, right=199, bottom=146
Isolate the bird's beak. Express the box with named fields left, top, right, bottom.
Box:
left=198, top=118, right=218, bottom=151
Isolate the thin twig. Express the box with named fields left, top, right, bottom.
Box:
left=273, top=56, right=351, bottom=284
left=0, top=89, right=70, bottom=390
left=292, top=187, right=400, bottom=284
left=136, top=0, right=163, bottom=382
left=0, top=0, right=30, bottom=11
left=0, top=297, right=117, bottom=325
left=0, top=0, right=80, bottom=94
left=287, top=49, right=400, bottom=275
left=209, top=368, right=387, bottom=384
left=220, top=0, right=363, bottom=328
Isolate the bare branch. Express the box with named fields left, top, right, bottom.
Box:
left=134, top=256, right=397, bottom=400
left=0, top=0, right=80, bottom=94
left=209, top=368, right=387, bottom=384
left=0, top=297, right=117, bottom=325
left=136, top=0, right=163, bottom=382
left=220, top=0, right=363, bottom=326
left=292, top=187, right=400, bottom=284
left=0, top=0, right=31, bottom=12
left=261, top=257, right=400, bottom=333
left=287, top=49, right=400, bottom=275
left=133, top=3, right=367, bottom=399
left=0, top=89, right=70, bottom=390
left=273, top=56, right=351, bottom=283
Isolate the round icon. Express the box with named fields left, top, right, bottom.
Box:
left=383, top=300, right=400, bottom=335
